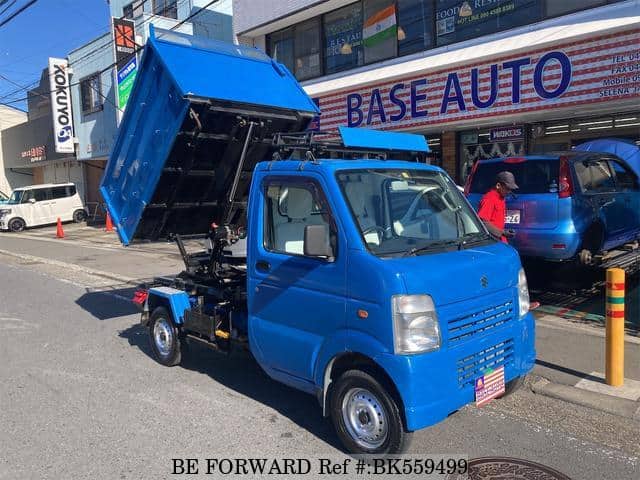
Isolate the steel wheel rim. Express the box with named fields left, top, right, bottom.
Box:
left=341, top=387, right=388, bottom=449
left=153, top=317, right=173, bottom=357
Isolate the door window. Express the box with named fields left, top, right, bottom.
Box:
left=575, top=159, right=615, bottom=193
left=264, top=181, right=335, bottom=256
left=21, top=189, right=51, bottom=203
left=610, top=160, right=639, bottom=191
left=51, top=187, right=69, bottom=199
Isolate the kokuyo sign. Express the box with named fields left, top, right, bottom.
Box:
left=48, top=57, right=74, bottom=154
left=315, top=28, right=640, bottom=133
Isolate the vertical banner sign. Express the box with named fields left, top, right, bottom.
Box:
left=48, top=58, right=74, bottom=154
left=112, top=17, right=137, bottom=119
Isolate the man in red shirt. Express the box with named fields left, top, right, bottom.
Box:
left=477, top=171, right=518, bottom=243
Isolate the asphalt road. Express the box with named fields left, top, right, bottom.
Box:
left=0, top=256, right=639, bottom=480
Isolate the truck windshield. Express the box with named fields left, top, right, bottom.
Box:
left=337, top=169, right=489, bottom=257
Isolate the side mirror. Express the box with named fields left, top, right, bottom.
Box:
left=304, top=224, right=334, bottom=260
left=28, top=198, right=36, bottom=204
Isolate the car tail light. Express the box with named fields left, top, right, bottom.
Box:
left=558, top=156, right=573, bottom=198
left=464, top=161, right=480, bottom=196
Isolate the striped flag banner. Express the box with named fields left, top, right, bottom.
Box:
left=363, top=4, right=396, bottom=47
left=475, top=365, right=505, bottom=406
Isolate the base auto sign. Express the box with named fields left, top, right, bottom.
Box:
left=315, top=28, right=640, bottom=132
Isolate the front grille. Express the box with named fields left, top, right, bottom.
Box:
left=456, top=339, right=514, bottom=389
left=448, top=300, right=514, bottom=345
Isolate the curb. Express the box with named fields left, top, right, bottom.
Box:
left=531, top=378, right=640, bottom=421
left=0, top=248, right=136, bottom=284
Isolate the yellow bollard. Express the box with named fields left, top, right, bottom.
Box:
left=605, top=268, right=625, bottom=387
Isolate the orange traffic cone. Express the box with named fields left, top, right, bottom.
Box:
left=105, top=212, right=114, bottom=232
left=56, top=218, right=64, bottom=239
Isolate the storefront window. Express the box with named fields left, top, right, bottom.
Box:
left=426, top=135, right=442, bottom=167
left=397, top=0, right=434, bottom=56
left=545, top=0, right=606, bottom=18
left=529, top=113, right=640, bottom=154
left=436, top=0, right=542, bottom=47
left=268, top=28, right=295, bottom=74
left=363, top=0, right=397, bottom=64
left=324, top=3, right=364, bottom=75
left=294, top=19, right=322, bottom=81
left=458, top=127, right=526, bottom=184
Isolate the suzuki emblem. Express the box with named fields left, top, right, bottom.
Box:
left=481, top=276, right=489, bottom=288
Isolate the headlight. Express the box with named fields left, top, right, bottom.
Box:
left=0, top=209, right=11, bottom=217
left=392, top=294, right=441, bottom=354
left=518, top=268, right=530, bottom=317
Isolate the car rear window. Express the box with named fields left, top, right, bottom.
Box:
left=469, top=159, right=559, bottom=194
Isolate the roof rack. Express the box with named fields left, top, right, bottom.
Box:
left=270, top=127, right=429, bottom=163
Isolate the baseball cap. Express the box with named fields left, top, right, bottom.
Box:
left=496, top=171, right=519, bottom=190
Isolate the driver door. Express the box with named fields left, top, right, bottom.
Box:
left=248, top=175, right=347, bottom=384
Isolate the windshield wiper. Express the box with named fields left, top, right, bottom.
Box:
left=459, top=232, right=492, bottom=248
left=403, top=239, right=461, bottom=257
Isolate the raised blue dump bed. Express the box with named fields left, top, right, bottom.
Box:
left=100, top=26, right=319, bottom=245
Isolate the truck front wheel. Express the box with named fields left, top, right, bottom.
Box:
left=330, top=370, right=411, bottom=454
left=148, top=307, right=182, bottom=366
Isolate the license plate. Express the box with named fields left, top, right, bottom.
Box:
left=475, top=366, right=505, bottom=406
left=505, top=210, right=520, bottom=224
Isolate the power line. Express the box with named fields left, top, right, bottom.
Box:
left=0, top=0, right=17, bottom=18
left=0, top=0, right=223, bottom=109
left=0, top=78, right=39, bottom=101
left=0, top=0, right=39, bottom=28
left=69, top=0, right=192, bottom=68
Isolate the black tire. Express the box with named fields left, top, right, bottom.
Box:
left=499, top=376, right=525, bottom=399
left=578, top=225, right=603, bottom=266
left=73, top=209, right=87, bottom=223
left=330, top=369, right=411, bottom=455
left=8, top=217, right=26, bottom=232
left=148, top=306, right=182, bottom=366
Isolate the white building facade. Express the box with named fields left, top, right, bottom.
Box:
left=0, top=105, right=27, bottom=195
left=233, top=0, right=640, bottom=182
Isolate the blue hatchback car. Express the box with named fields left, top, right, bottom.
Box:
left=465, top=153, right=640, bottom=263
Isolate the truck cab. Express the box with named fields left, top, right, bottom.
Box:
left=101, top=27, right=535, bottom=454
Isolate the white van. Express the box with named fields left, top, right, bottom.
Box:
left=0, top=183, right=86, bottom=232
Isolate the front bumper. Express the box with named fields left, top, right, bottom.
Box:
left=375, top=312, right=535, bottom=431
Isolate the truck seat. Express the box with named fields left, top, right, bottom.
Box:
left=275, top=187, right=314, bottom=254
left=344, top=182, right=380, bottom=245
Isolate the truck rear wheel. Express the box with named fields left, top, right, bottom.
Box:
left=148, top=306, right=182, bottom=366
left=330, top=370, right=411, bottom=454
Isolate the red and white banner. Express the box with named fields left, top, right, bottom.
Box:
left=313, top=28, right=640, bottom=133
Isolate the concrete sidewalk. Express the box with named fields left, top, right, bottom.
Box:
left=532, top=312, right=640, bottom=420
left=2, top=226, right=639, bottom=421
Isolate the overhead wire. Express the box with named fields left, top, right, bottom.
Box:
left=0, top=0, right=17, bottom=18
left=0, top=0, right=39, bottom=28
left=1, top=0, right=223, bottom=111
left=69, top=0, right=192, bottom=67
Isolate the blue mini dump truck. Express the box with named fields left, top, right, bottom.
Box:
left=101, top=27, right=535, bottom=454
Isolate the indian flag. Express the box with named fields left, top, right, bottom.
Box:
left=363, top=4, right=397, bottom=48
